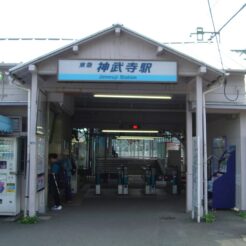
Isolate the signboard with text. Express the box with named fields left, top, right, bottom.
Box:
left=58, top=60, right=177, bottom=82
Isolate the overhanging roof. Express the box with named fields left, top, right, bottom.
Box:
left=0, top=63, right=18, bottom=69
left=9, top=24, right=225, bottom=77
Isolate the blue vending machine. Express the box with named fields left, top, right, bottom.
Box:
left=208, top=145, right=235, bottom=209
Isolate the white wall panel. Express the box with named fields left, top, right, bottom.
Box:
left=207, top=115, right=241, bottom=208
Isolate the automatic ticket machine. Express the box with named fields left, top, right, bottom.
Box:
left=0, top=137, right=21, bottom=215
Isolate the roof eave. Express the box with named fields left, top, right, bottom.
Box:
left=9, top=24, right=225, bottom=77
left=119, top=26, right=225, bottom=76
left=225, top=68, right=246, bottom=74
left=9, top=25, right=117, bottom=74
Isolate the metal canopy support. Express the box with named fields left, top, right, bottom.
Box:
left=186, top=97, right=193, bottom=212
left=203, top=94, right=208, bottom=215
left=239, top=112, right=246, bottom=210
left=24, top=89, right=31, bottom=217
left=196, top=75, right=204, bottom=221
left=28, top=65, right=38, bottom=217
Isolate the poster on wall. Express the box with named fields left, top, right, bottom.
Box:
left=36, top=90, right=47, bottom=135
left=192, top=137, right=201, bottom=223
left=37, top=136, right=45, bottom=175
left=0, top=174, right=7, bottom=194
left=37, top=174, right=45, bottom=192
left=6, top=183, right=16, bottom=193
left=166, top=142, right=179, bottom=151
left=212, top=137, right=226, bottom=174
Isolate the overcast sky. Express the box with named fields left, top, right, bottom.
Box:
left=1, top=0, right=245, bottom=48
left=0, top=0, right=245, bottom=65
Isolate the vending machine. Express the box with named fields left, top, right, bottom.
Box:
left=0, top=137, right=21, bottom=216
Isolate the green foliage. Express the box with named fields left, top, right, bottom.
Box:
left=203, top=212, right=216, bottom=223
left=238, top=211, right=246, bottom=219
left=19, top=216, right=39, bottom=224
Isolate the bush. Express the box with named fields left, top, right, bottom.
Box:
left=203, top=212, right=216, bottom=223
left=238, top=211, right=246, bottom=219
left=19, top=216, right=39, bottom=224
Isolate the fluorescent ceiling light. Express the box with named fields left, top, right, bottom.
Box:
left=36, top=130, right=44, bottom=135
left=116, top=136, right=157, bottom=140
left=94, top=94, right=172, bottom=100
left=102, top=130, right=159, bottom=133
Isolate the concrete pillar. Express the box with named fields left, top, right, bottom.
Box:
left=186, top=97, right=192, bottom=212
left=28, top=65, right=38, bottom=217
left=196, top=75, right=204, bottom=217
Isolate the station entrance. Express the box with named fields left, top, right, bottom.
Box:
left=48, top=89, right=187, bottom=211
left=8, top=25, right=242, bottom=221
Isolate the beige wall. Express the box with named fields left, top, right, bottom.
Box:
left=205, top=73, right=246, bottom=104
left=0, top=67, right=28, bottom=104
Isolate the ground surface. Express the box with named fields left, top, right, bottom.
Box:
left=1, top=187, right=245, bottom=246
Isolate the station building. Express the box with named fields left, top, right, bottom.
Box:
left=0, top=25, right=245, bottom=222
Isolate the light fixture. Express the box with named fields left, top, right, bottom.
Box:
left=102, top=129, right=159, bottom=133
left=131, top=124, right=140, bottom=129
left=116, top=136, right=157, bottom=140
left=36, top=126, right=44, bottom=135
left=94, top=94, right=172, bottom=100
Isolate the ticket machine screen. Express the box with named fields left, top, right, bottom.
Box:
left=0, top=161, right=7, bottom=169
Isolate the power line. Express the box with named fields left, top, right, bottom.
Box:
left=207, top=0, right=225, bottom=71
left=190, top=4, right=245, bottom=44
left=207, top=1, right=241, bottom=102
left=209, top=3, right=246, bottom=40
left=0, top=38, right=77, bottom=41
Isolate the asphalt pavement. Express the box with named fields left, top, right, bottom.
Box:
left=0, top=187, right=245, bottom=246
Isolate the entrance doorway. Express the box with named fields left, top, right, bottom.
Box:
left=48, top=91, right=187, bottom=211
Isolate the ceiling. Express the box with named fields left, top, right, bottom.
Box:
left=71, top=92, right=187, bottom=132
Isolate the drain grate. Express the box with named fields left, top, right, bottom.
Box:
left=160, top=216, right=176, bottom=220
left=39, top=216, right=51, bottom=221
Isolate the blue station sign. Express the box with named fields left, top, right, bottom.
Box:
left=58, top=60, right=177, bottom=83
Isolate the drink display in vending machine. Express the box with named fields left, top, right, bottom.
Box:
left=0, top=137, right=21, bottom=216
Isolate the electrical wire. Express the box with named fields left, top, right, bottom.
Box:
left=217, top=4, right=245, bottom=35
left=207, top=0, right=225, bottom=71
left=223, top=78, right=239, bottom=102
left=0, top=38, right=76, bottom=41
left=209, top=4, right=246, bottom=41
left=207, top=0, right=240, bottom=102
